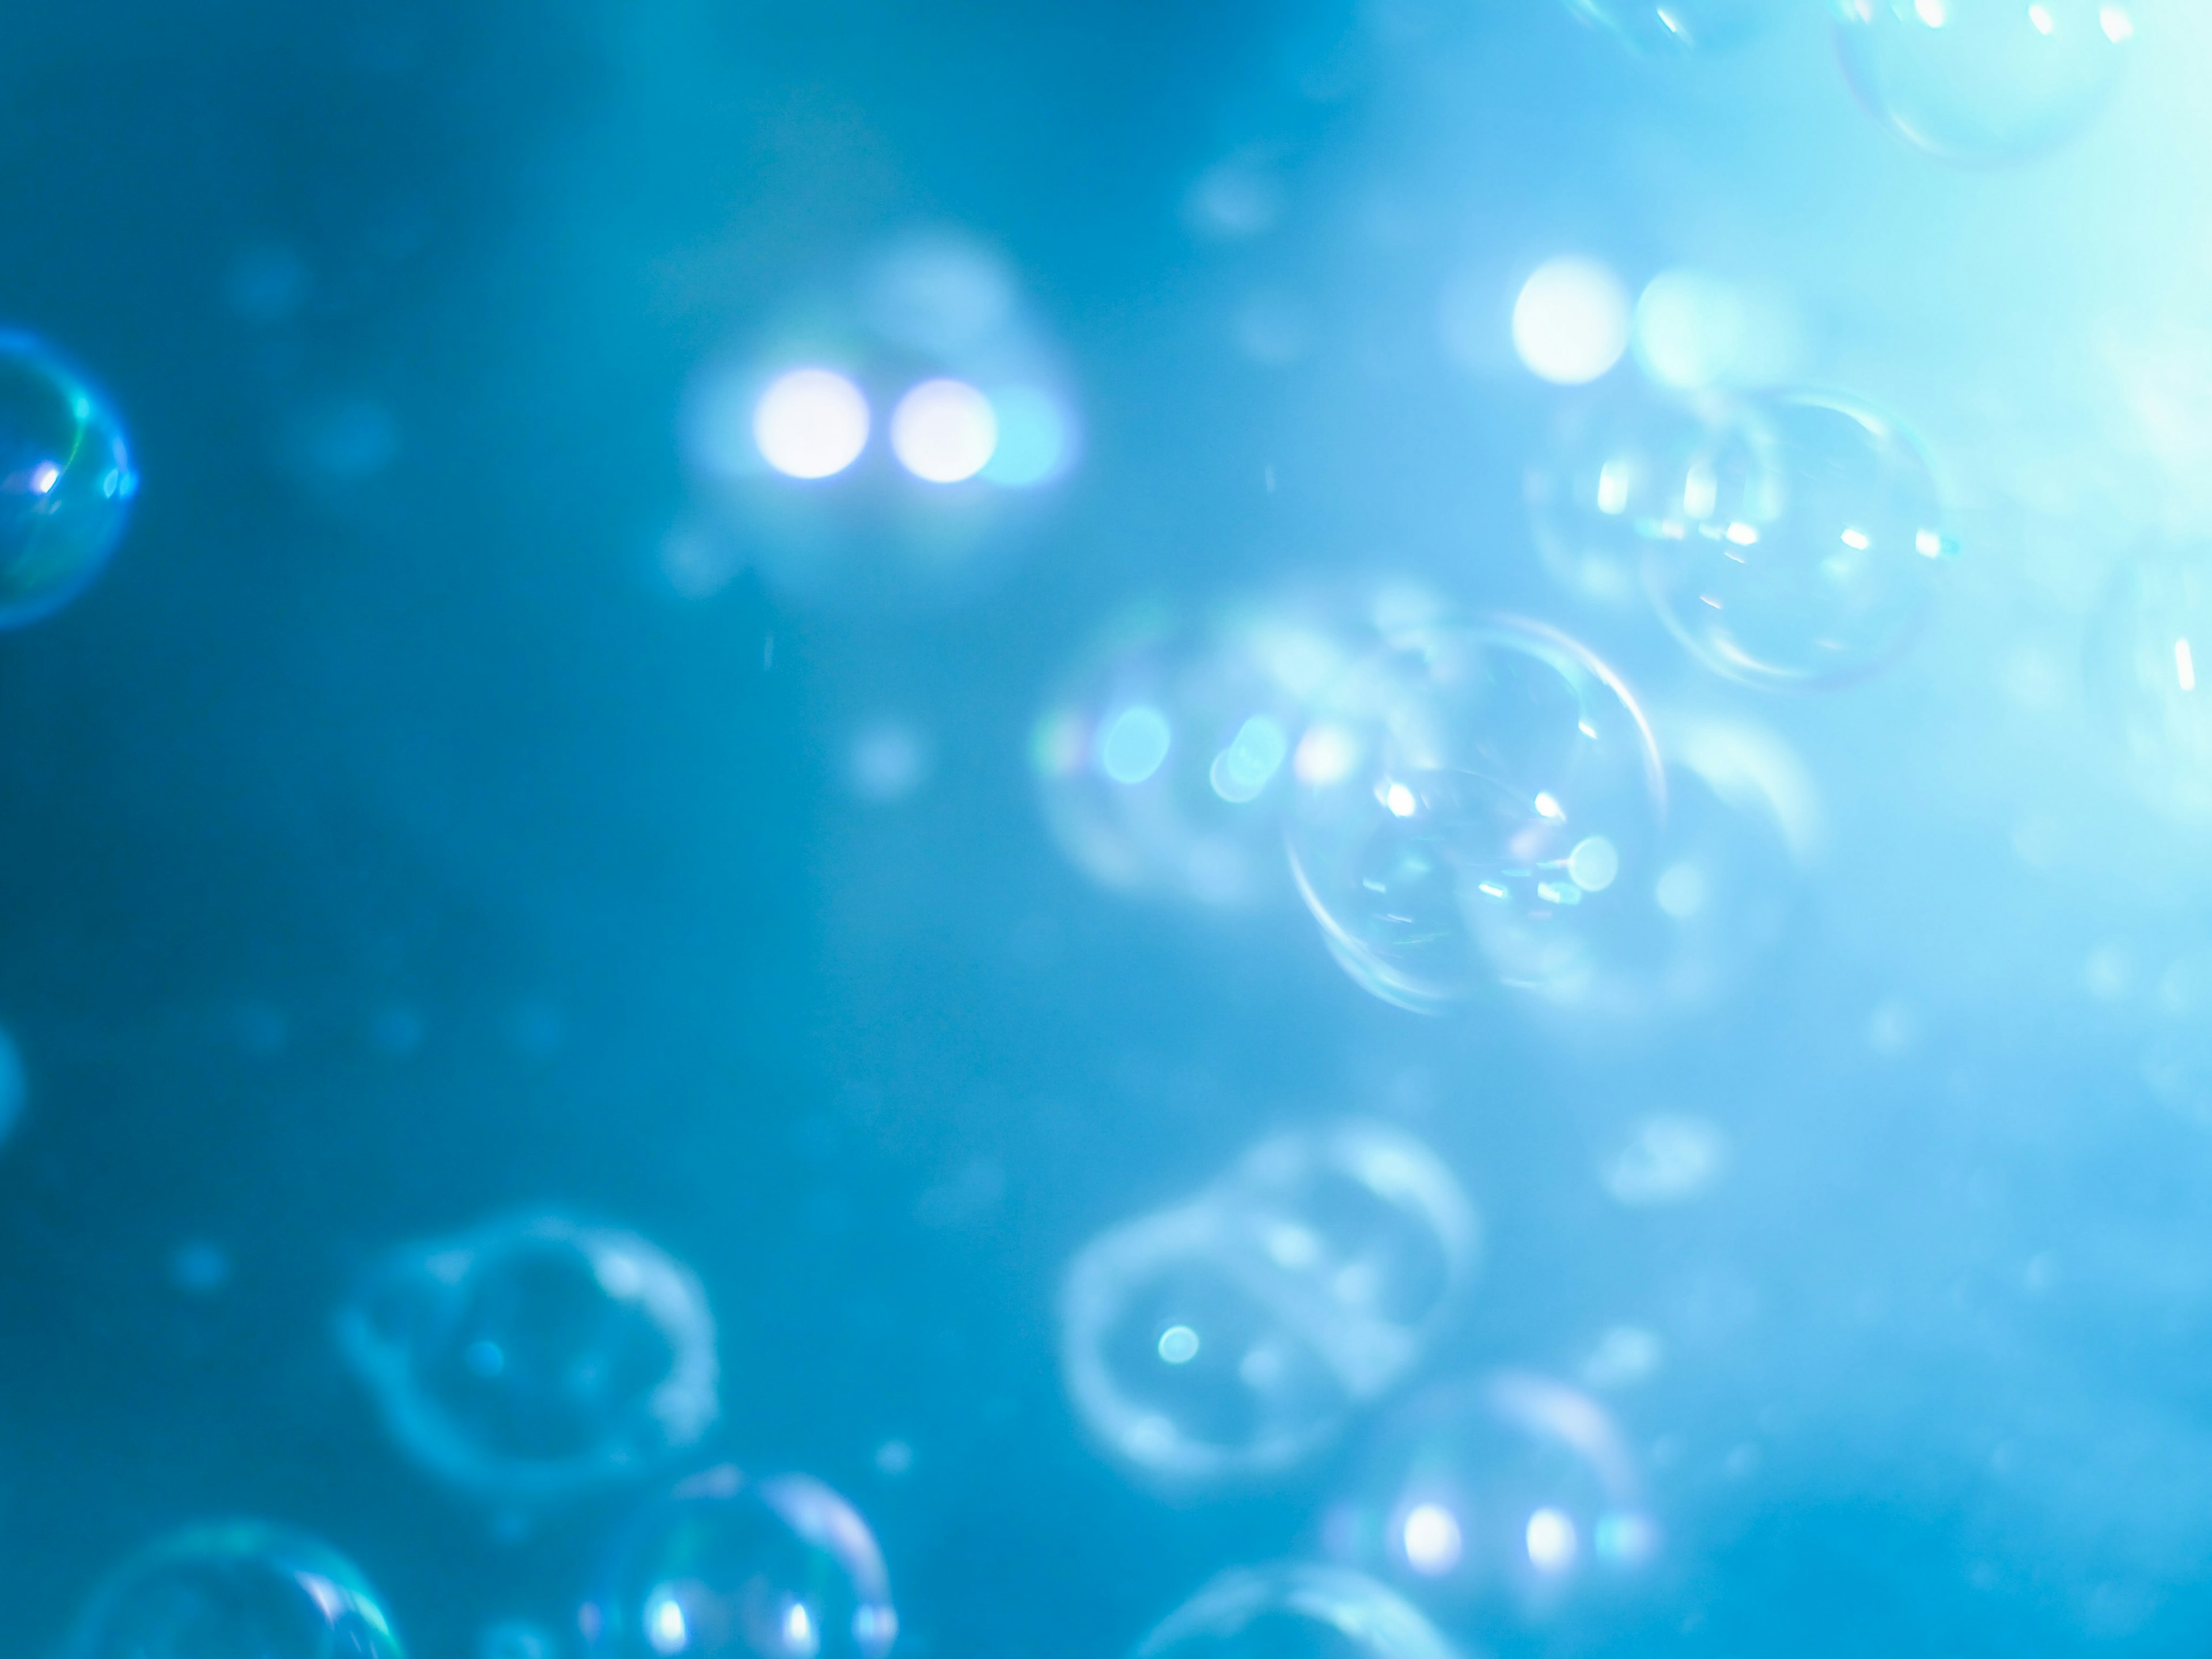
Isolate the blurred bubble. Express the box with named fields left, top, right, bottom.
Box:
left=172, top=1239, right=233, bottom=1296
left=1033, top=600, right=1357, bottom=908
left=1579, top=1325, right=1663, bottom=1391
left=0, top=1023, right=23, bottom=1149
left=1601, top=1115, right=1729, bottom=1205
left=1512, top=259, right=1630, bottom=387
left=1643, top=390, right=1952, bottom=690
left=1631, top=270, right=1800, bottom=392
left=889, top=378, right=995, bottom=483
left=336, top=1213, right=719, bottom=1503
left=62, top=1521, right=402, bottom=1659
left=1285, top=616, right=1665, bottom=1014
left=1134, top=1563, right=1457, bottom=1659
left=224, top=243, right=309, bottom=324
left=0, top=333, right=135, bottom=626
left=584, top=1465, right=896, bottom=1659
left=1322, top=1375, right=1658, bottom=1642
left=1527, top=386, right=1714, bottom=606
left=752, top=370, right=871, bottom=481
left=1834, top=0, right=2134, bottom=164
left=2087, top=545, right=2212, bottom=822
left=483, top=1621, right=559, bottom=1659
left=861, top=234, right=1016, bottom=356
left=846, top=720, right=932, bottom=803
left=1060, top=1121, right=1479, bottom=1487
left=1184, top=150, right=1286, bottom=241
left=291, top=395, right=397, bottom=483
left=1562, top=0, right=1763, bottom=52
left=978, top=385, right=1074, bottom=487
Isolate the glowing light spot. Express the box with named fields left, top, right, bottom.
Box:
left=1400, top=1503, right=1464, bottom=1575
left=1724, top=521, right=1759, bottom=547
left=1385, top=782, right=1419, bottom=818
left=753, top=369, right=870, bottom=479
left=1913, top=0, right=1946, bottom=25
left=1157, top=1324, right=1200, bottom=1364
left=1682, top=464, right=1718, bottom=521
left=1654, top=862, right=1708, bottom=918
left=1840, top=527, right=1870, bottom=551
left=1210, top=714, right=1288, bottom=804
left=29, top=461, right=58, bottom=495
left=1526, top=1507, right=1580, bottom=1572
left=782, top=1600, right=819, bottom=1658
left=1595, top=459, right=1631, bottom=516
left=1533, top=790, right=1565, bottom=821
left=2027, top=2, right=2054, bottom=33
left=1567, top=835, right=1619, bottom=893
left=2101, top=5, right=2134, bottom=43
left=890, top=378, right=997, bottom=483
left=1915, top=528, right=1948, bottom=558
left=1512, top=257, right=1630, bottom=387
left=1099, top=706, right=1172, bottom=785
left=1294, top=723, right=1358, bottom=786
left=2178, top=638, right=2196, bottom=692
left=646, top=1591, right=690, bottom=1656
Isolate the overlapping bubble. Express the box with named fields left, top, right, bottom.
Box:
left=1525, top=387, right=1713, bottom=607
left=1135, top=1563, right=1459, bottom=1659
left=335, top=1213, right=719, bottom=1504
left=1642, top=390, right=1952, bottom=690
left=0, top=332, right=137, bottom=628
left=1835, top=0, right=2134, bottom=164
left=1320, top=1374, right=1658, bottom=1643
left=582, top=1465, right=896, bottom=1659
left=1285, top=616, right=1665, bottom=1014
left=62, top=1521, right=403, bottom=1659
left=1060, top=1121, right=1478, bottom=1487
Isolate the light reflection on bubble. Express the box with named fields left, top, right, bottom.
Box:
left=1563, top=0, right=1763, bottom=53
left=1512, top=259, right=1630, bottom=387
left=0, top=333, right=135, bottom=627
left=753, top=370, right=871, bottom=480
left=1527, top=385, right=1715, bottom=607
left=1135, top=1563, right=1459, bottom=1659
left=2088, top=546, right=2212, bottom=823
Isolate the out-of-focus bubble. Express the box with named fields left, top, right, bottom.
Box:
left=1579, top=1325, right=1663, bottom=1391
left=1562, top=0, right=1763, bottom=53
left=62, top=1521, right=403, bottom=1659
left=1322, top=1375, right=1658, bottom=1642
left=1285, top=616, right=1665, bottom=1014
left=2142, top=951, right=2212, bottom=1125
left=1135, top=1563, right=1458, bottom=1659
left=889, top=378, right=995, bottom=483
left=1601, top=1115, right=1730, bottom=1205
left=1184, top=150, right=1286, bottom=241
left=2087, top=546, right=2212, bottom=822
left=1033, top=600, right=1356, bottom=908
left=1834, top=0, right=2134, bottom=164
left=1527, top=387, right=1714, bottom=606
left=336, top=1213, right=719, bottom=1504
left=1631, top=271, right=1800, bottom=392
left=583, top=1465, right=896, bottom=1659
left=846, top=721, right=932, bottom=804
left=861, top=235, right=1015, bottom=356
left=1643, top=391, right=1952, bottom=690
left=483, top=1620, right=559, bottom=1659
left=1060, top=1122, right=1479, bottom=1487
left=172, top=1239, right=233, bottom=1296
left=0, top=334, right=136, bottom=626
left=290, top=395, right=397, bottom=484
left=752, top=370, right=872, bottom=481
left=1512, top=259, right=1630, bottom=387
left=0, top=1023, right=22, bottom=1149
left=979, top=385, right=1073, bottom=487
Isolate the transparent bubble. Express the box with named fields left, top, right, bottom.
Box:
left=1562, top=0, right=1763, bottom=53
left=336, top=1213, right=719, bottom=1503
left=1135, top=1563, right=1459, bottom=1659
left=1643, top=391, right=1951, bottom=690
left=1834, top=0, right=2134, bottom=164
left=583, top=1465, right=896, bottom=1659
left=1060, top=1122, right=1479, bottom=1486
left=1526, top=388, right=1714, bottom=607
left=0, top=333, right=136, bottom=627
left=62, top=1521, right=403, bottom=1659
left=2088, top=546, right=2212, bottom=822
left=1285, top=618, right=1665, bottom=1014
left=1321, top=1375, right=1658, bottom=1643
left=1033, top=600, right=1358, bottom=907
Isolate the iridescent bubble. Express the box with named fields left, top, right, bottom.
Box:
left=1562, top=0, right=1763, bottom=53
left=1060, top=1122, right=1478, bottom=1486
left=0, top=332, right=136, bottom=627
left=1033, top=600, right=1356, bottom=907
left=1137, top=1565, right=1458, bottom=1659
left=1834, top=0, right=2134, bottom=164
left=2088, top=546, right=2212, bottom=822
left=1642, top=391, right=1952, bottom=690
left=582, top=1465, right=896, bottom=1659
left=1285, top=617, right=1665, bottom=1014
left=1526, top=387, right=1714, bottom=607
left=336, top=1213, right=719, bottom=1503
left=1321, top=1375, right=1658, bottom=1643
left=62, top=1521, right=403, bottom=1659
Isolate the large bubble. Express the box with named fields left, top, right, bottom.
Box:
left=2087, top=545, right=2212, bottom=822
left=336, top=1213, right=719, bottom=1503
left=1834, top=0, right=2134, bottom=164
left=1032, top=600, right=1356, bottom=907
left=1135, top=1563, right=1459, bottom=1659
left=61, top=1521, right=403, bottom=1659
left=1642, top=391, right=1952, bottom=691
left=1561, top=0, right=1763, bottom=54
left=0, top=332, right=137, bottom=627
left=1285, top=617, right=1665, bottom=1014
left=582, top=1465, right=896, bottom=1659
left=1060, top=1122, right=1479, bottom=1487
left=1320, top=1374, right=1658, bottom=1643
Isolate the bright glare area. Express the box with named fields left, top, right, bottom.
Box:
left=1512, top=256, right=1630, bottom=386
left=1157, top=1323, right=1200, bottom=1364
left=646, top=1590, right=690, bottom=1656
left=1568, top=835, right=1619, bottom=892
left=1210, top=714, right=1288, bottom=804
left=1099, top=705, right=1173, bottom=785
left=1400, top=1502, right=1464, bottom=1575
left=753, top=368, right=870, bottom=479
left=1525, top=1506, right=1581, bottom=1572
left=890, top=378, right=998, bottom=483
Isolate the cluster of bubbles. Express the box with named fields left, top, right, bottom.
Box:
left=1059, top=1120, right=1479, bottom=1486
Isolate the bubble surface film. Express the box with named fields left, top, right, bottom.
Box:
left=0, top=332, right=135, bottom=627
left=1135, top=1563, right=1459, bottom=1659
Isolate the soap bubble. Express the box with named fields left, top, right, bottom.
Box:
left=1643, top=391, right=1951, bottom=691
left=1032, top=600, right=1356, bottom=907
left=62, top=1521, right=402, bottom=1659
left=1562, top=0, right=1763, bottom=54
left=583, top=1465, right=896, bottom=1659
left=1285, top=617, right=1665, bottom=1014
left=1060, top=1122, right=1478, bottom=1486
left=1135, top=1563, right=1459, bottom=1659
left=1834, top=0, right=2134, bottom=165
left=0, top=333, right=136, bottom=627
left=2088, top=546, right=2212, bottom=822
left=336, top=1213, right=719, bottom=1503
left=1526, top=388, right=1714, bottom=607
left=1321, top=1375, right=1658, bottom=1642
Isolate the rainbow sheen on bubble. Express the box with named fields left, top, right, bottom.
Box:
left=0, top=332, right=136, bottom=627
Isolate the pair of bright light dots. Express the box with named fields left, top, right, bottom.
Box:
left=1906, top=0, right=2133, bottom=40
left=753, top=366, right=999, bottom=484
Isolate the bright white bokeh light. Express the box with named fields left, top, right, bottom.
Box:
left=1400, top=1503, right=1464, bottom=1576
left=753, top=369, right=870, bottom=479
left=1513, top=257, right=1630, bottom=385
left=1525, top=1506, right=1581, bottom=1572
left=891, top=378, right=998, bottom=483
